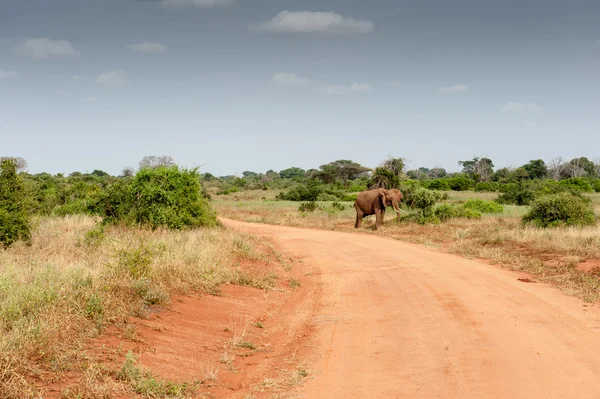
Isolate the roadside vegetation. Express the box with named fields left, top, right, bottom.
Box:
left=2, top=153, right=600, bottom=395
left=0, top=157, right=277, bottom=398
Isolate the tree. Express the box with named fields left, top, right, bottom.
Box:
left=569, top=157, right=596, bottom=178
left=279, top=167, right=306, bottom=179
left=262, top=170, right=280, bottom=181
left=0, top=158, right=31, bottom=247
left=0, top=156, right=27, bottom=172
left=121, top=166, right=135, bottom=177
left=242, top=171, right=258, bottom=178
left=429, top=167, right=447, bottom=178
left=139, top=155, right=176, bottom=169
left=380, top=156, right=406, bottom=177
left=548, top=157, right=567, bottom=180
left=317, top=160, right=371, bottom=187
left=459, top=157, right=494, bottom=182
left=91, top=169, right=109, bottom=177
left=369, top=168, right=400, bottom=189
left=522, top=159, right=547, bottom=180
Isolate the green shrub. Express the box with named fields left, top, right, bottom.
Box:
left=558, top=178, right=594, bottom=193
left=94, top=166, right=218, bottom=229
left=447, top=176, right=473, bottom=191
left=422, top=179, right=451, bottom=191
left=316, top=193, right=339, bottom=201
left=592, top=180, right=600, bottom=193
left=463, top=199, right=504, bottom=214
left=522, top=193, right=597, bottom=228
left=0, top=158, right=31, bottom=248
left=496, top=185, right=537, bottom=206
left=342, top=193, right=358, bottom=202
left=298, top=201, right=318, bottom=212
left=475, top=182, right=500, bottom=192
left=434, top=204, right=481, bottom=222
left=277, top=180, right=323, bottom=201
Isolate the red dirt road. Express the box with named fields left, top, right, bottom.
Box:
left=222, top=218, right=600, bottom=399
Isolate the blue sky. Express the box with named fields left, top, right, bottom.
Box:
left=1, top=0, right=599, bottom=176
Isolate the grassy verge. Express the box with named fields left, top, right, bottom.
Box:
left=214, top=191, right=600, bottom=302
left=0, top=215, right=277, bottom=398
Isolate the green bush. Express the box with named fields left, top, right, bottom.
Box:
left=331, top=200, right=346, bottom=211
left=298, top=201, right=318, bottom=212
left=434, top=204, right=481, bottom=222
left=342, top=193, right=358, bottom=202
left=522, top=193, right=597, bottom=228
left=592, top=180, right=600, bottom=193
left=0, top=158, right=31, bottom=248
left=408, top=187, right=447, bottom=223
left=277, top=180, right=323, bottom=201
left=423, top=179, right=451, bottom=191
left=558, top=178, right=594, bottom=193
left=94, top=166, right=218, bottom=229
left=475, top=182, right=500, bottom=192
left=496, top=185, right=537, bottom=206
left=463, top=199, right=504, bottom=214
left=446, top=176, right=473, bottom=191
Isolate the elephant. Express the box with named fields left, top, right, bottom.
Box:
left=354, top=188, right=404, bottom=230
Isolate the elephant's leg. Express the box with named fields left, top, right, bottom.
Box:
left=355, top=208, right=364, bottom=228
left=375, top=209, right=382, bottom=230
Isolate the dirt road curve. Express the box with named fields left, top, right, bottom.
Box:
left=222, top=218, right=600, bottom=399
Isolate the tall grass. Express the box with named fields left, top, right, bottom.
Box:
left=0, top=215, right=275, bottom=398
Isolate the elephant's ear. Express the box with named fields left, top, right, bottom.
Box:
left=378, top=188, right=387, bottom=205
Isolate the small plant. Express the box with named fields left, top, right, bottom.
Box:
left=522, top=193, right=597, bottom=228
left=84, top=294, right=104, bottom=321
left=116, top=245, right=154, bottom=279
left=331, top=200, right=346, bottom=211
left=83, top=224, right=105, bottom=247
left=288, top=278, right=301, bottom=289
left=298, top=201, right=317, bottom=212
left=252, top=321, right=264, bottom=329
left=238, top=341, right=257, bottom=350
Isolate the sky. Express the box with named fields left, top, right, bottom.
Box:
left=1, top=0, right=599, bottom=176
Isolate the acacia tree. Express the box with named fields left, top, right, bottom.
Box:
left=317, top=160, right=371, bottom=187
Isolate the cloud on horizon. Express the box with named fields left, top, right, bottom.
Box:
left=17, top=38, right=78, bottom=59
left=96, top=70, right=132, bottom=89
left=438, top=84, right=468, bottom=94
left=319, top=82, right=372, bottom=95
left=270, top=72, right=309, bottom=87
left=127, top=42, right=168, bottom=53
left=251, top=11, right=374, bottom=34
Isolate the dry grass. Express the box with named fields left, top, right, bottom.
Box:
left=215, top=191, right=600, bottom=302
left=0, top=215, right=276, bottom=398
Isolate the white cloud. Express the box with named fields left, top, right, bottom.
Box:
left=82, top=96, right=97, bottom=102
left=72, top=75, right=84, bottom=82
left=160, top=0, right=235, bottom=8
left=17, top=38, right=77, bottom=59
left=96, top=70, right=131, bottom=89
left=320, top=82, right=372, bottom=95
left=252, top=11, right=374, bottom=34
left=438, top=84, right=468, bottom=94
left=502, top=102, right=543, bottom=112
left=127, top=42, right=168, bottom=54
left=524, top=120, right=537, bottom=128
left=0, top=70, right=17, bottom=80
left=271, top=72, right=309, bottom=87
